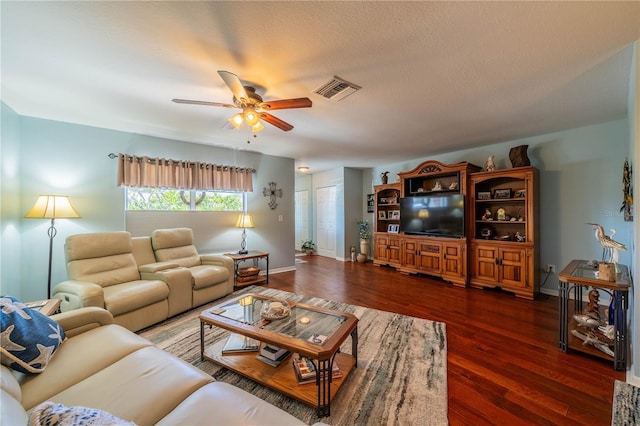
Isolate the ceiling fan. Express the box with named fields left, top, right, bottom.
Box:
left=173, top=70, right=312, bottom=132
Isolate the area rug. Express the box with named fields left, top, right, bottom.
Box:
left=139, top=287, right=448, bottom=425
left=612, top=380, right=639, bottom=425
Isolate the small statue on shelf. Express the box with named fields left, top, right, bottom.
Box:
left=432, top=181, right=442, bottom=191
left=482, top=208, right=492, bottom=221
left=381, top=171, right=389, bottom=185
left=484, top=155, right=496, bottom=171
left=448, top=181, right=458, bottom=190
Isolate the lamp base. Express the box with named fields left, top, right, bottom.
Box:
left=238, top=249, right=249, bottom=255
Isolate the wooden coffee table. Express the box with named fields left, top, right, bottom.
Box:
left=200, top=293, right=358, bottom=417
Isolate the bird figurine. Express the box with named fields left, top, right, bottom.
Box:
left=484, top=155, right=496, bottom=172
left=586, top=223, right=627, bottom=264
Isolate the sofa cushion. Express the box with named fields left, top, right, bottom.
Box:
left=28, top=401, right=135, bottom=426
left=67, top=253, right=141, bottom=288
left=65, top=231, right=132, bottom=261
left=49, top=346, right=213, bottom=425
left=151, top=228, right=201, bottom=268
left=1, top=365, right=22, bottom=401
left=18, top=324, right=152, bottom=410
left=102, top=280, right=169, bottom=316
left=157, top=382, right=308, bottom=426
left=190, top=265, right=229, bottom=289
left=0, top=296, right=66, bottom=374
left=1, top=389, right=28, bottom=425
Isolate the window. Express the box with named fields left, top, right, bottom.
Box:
left=126, top=188, right=243, bottom=211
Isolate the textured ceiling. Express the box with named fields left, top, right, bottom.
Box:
left=2, top=1, right=638, bottom=172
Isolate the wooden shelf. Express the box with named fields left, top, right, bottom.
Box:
left=204, top=337, right=356, bottom=408
left=475, top=198, right=526, bottom=203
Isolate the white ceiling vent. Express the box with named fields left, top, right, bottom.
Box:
left=314, top=76, right=361, bottom=101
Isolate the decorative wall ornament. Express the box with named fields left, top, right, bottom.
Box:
left=263, top=181, right=282, bottom=209
left=621, top=159, right=633, bottom=221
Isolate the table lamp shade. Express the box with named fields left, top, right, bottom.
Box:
left=235, top=214, right=254, bottom=229
left=25, top=195, right=81, bottom=219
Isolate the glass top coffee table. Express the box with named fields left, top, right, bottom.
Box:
left=199, top=293, right=358, bottom=417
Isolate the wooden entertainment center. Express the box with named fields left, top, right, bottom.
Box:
left=373, top=159, right=539, bottom=299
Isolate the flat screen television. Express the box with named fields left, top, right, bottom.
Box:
left=399, top=194, right=465, bottom=237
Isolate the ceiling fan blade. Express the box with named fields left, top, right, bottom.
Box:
left=217, top=70, right=249, bottom=102
left=172, top=99, right=237, bottom=108
left=259, top=97, right=312, bottom=111
left=259, top=112, right=294, bottom=131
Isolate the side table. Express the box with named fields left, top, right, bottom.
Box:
left=25, top=299, right=62, bottom=316
left=224, top=251, right=269, bottom=289
left=558, top=259, right=630, bottom=370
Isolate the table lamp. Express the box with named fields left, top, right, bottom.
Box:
left=235, top=213, right=254, bottom=255
left=25, top=195, right=81, bottom=298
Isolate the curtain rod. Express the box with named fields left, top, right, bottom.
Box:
left=108, top=153, right=256, bottom=173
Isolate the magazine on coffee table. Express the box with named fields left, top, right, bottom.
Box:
left=222, top=333, right=260, bottom=354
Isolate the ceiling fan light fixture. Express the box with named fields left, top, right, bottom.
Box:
left=251, top=121, right=264, bottom=133
left=244, top=109, right=259, bottom=126
left=229, top=113, right=243, bottom=129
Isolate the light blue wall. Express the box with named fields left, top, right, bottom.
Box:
left=370, top=118, right=633, bottom=296
left=0, top=103, right=22, bottom=297
left=2, top=108, right=295, bottom=301
left=628, top=42, right=639, bottom=385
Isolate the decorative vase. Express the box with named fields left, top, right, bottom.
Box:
left=356, top=253, right=367, bottom=263
left=509, top=145, right=530, bottom=168
left=360, top=239, right=369, bottom=258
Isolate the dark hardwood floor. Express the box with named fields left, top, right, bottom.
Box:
left=268, top=255, right=624, bottom=425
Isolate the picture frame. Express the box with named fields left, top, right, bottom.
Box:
left=378, top=211, right=387, bottom=220
left=389, top=210, right=400, bottom=220
left=477, top=191, right=492, bottom=200
left=514, top=189, right=526, bottom=198
left=388, top=224, right=399, bottom=233
left=367, top=194, right=375, bottom=213
left=493, top=188, right=511, bottom=199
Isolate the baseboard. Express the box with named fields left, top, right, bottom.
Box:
left=268, top=266, right=297, bottom=274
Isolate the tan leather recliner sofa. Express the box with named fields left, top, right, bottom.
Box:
left=53, top=230, right=235, bottom=332
left=52, top=231, right=185, bottom=332
left=0, top=307, right=323, bottom=425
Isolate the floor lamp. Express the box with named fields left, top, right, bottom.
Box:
left=235, top=213, right=254, bottom=255
left=25, top=195, right=81, bottom=298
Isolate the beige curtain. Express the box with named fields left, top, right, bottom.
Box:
left=116, top=154, right=253, bottom=192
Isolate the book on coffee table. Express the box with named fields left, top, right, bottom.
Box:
left=291, top=354, right=342, bottom=384
left=260, top=344, right=289, bottom=361
left=256, top=350, right=291, bottom=367
left=222, top=333, right=260, bottom=354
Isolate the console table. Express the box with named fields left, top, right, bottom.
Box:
left=558, top=260, right=630, bottom=370
left=224, top=251, right=269, bottom=289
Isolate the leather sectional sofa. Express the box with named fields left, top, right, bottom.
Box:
left=1, top=307, right=324, bottom=425
left=52, top=229, right=235, bottom=332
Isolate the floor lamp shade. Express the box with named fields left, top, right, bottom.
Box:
left=25, top=195, right=81, bottom=219
left=25, top=195, right=81, bottom=298
left=235, top=214, right=254, bottom=255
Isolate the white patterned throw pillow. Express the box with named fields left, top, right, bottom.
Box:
left=28, top=401, right=136, bottom=426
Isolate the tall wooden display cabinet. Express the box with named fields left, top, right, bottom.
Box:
left=469, top=166, right=539, bottom=299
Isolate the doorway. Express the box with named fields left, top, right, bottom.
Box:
left=316, top=185, right=337, bottom=258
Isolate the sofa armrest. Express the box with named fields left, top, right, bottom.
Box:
left=200, top=254, right=234, bottom=271
left=52, top=280, right=104, bottom=312
left=139, top=261, right=180, bottom=273
left=49, top=307, right=114, bottom=338
left=140, top=267, right=193, bottom=317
